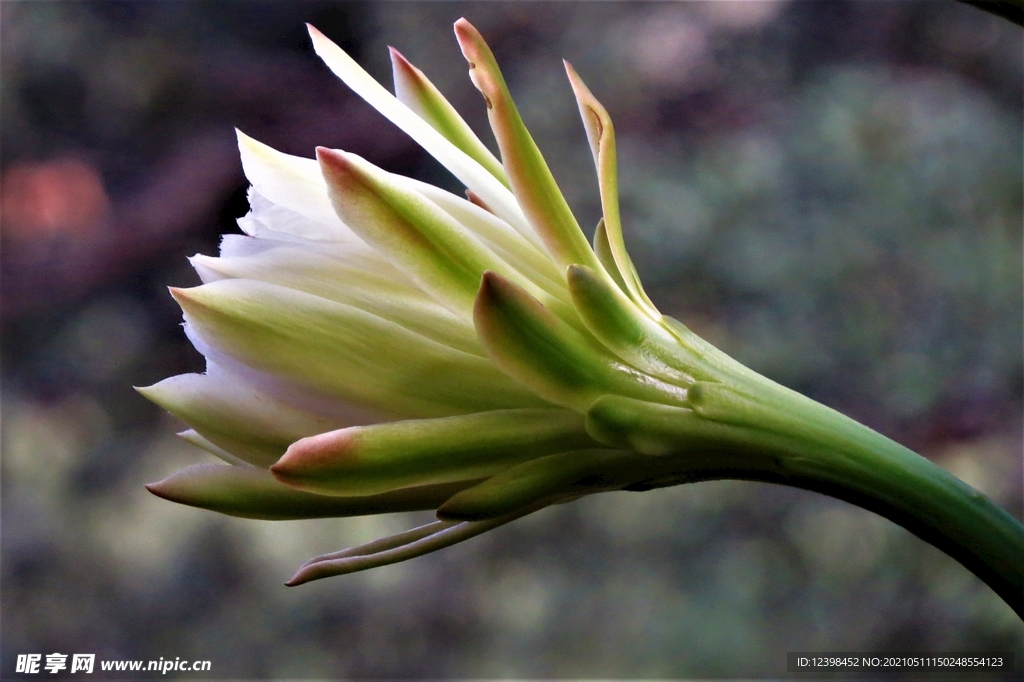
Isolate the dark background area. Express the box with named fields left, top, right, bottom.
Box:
left=2, top=1, right=1022, bottom=678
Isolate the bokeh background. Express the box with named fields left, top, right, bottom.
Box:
left=2, top=1, right=1022, bottom=678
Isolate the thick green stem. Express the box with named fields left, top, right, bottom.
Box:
left=587, top=386, right=1024, bottom=619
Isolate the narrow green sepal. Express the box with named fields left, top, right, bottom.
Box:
left=271, top=409, right=597, bottom=496
left=473, top=271, right=689, bottom=411
left=390, top=46, right=510, bottom=188
left=285, top=508, right=539, bottom=585
left=592, top=218, right=629, bottom=293
left=453, top=18, right=600, bottom=273
left=145, top=464, right=478, bottom=520
left=436, top=448, right=641, bottom=520
left=564, top=61, right=659, bottom=317
left=567, top=264, right=697, bottom=385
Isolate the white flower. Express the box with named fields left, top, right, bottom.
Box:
left=142, top=19, right=703, bottom=584
left=140, top=18, right=1024, bottom=614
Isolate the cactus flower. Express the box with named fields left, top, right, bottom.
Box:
left=142, top=20, right=1024, bottom=614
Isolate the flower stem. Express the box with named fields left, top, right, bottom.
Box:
left=587, top=379, right=1024, bottom=618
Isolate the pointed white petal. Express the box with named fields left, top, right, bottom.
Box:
left=190, top=240, right=482, bottom=356
left=173, top=279, right=550, bottom=418
left=138, top=362, right=349, bottom=468
left=236, top=130, right=358, bottom=241
left=178, top=429, right=253, bottom=468
left=183, top=333, right=384, bottom=427
left=306, top=24, right=539, bottom=246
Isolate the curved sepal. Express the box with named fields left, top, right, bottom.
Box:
left=390, top=47, right=509, bottom=188
left=317, top=147, right=517, bottom=319
left=564, top=62, right=658, bottom=317
left=285, top=508, right=539, bottom=585
left=454, top=19, right=600, bottom=273
left=271, top=409, right=597, bottom=496
left=145, top=464, right=474, bottom=520
left=436, top=448, right=642, bottom=521
left=473, top=271, right=688, bottom=411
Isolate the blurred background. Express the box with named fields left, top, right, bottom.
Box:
left=2, top=1, right=1021, bottom=678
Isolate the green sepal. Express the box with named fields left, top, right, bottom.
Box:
left=436, top=448, right=641, bottom=520
left=271, top=408, right=598, bottom=496
left=390, top=46, right=510, bottom=188
left=567, top=264, right=700, bottom=384
left=564, top=62, right=659, bottom=317
left=317, top=146, right=511, bottom=319
left=453, top=19, right=600, bottom=273
left=585, top=391, right=729, bottom=454
left=592, top=218, right=629, bottom=293
left=473, top=271, right=689, bottom=411
left=145, top=464, right=478, bottom=520
left=285, top=509, right=538, bottom=585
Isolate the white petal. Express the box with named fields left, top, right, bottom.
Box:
left=178, top=429, right=253, bottom=468
left=138, top=360, right=351, bottom=467
left=236, top=188, right=351, bottom=243
left=236, top=130, right=358, bottom=241
left=306, top=24, right=540, bottom=248
left=190, top=240, right=482, bottom=355
left=176, top=279, right=549, bottom=418
left=184, top=327, right=382, bottom=425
